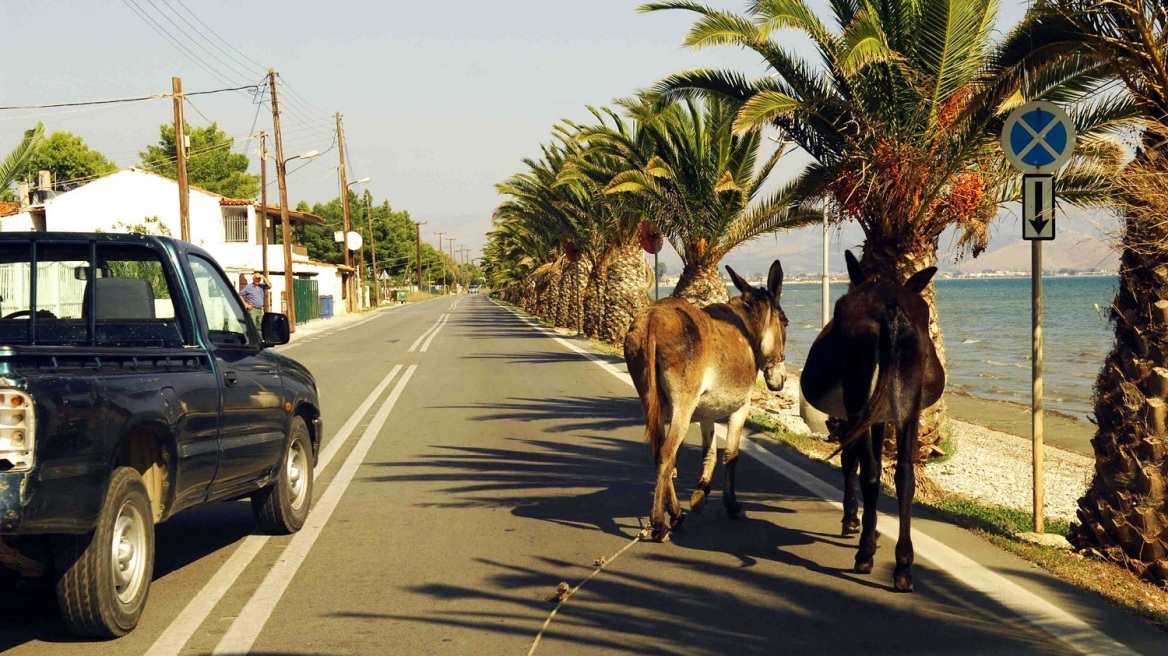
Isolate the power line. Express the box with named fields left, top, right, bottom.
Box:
left=172, top=0, right=266, bottom=71
left=0, top=84, right=256, bottom=111
left=138, top=0, right=257, bottom=84
left=122, top=0, right=238, bottom=87
left=161, top=0, right=266, bottom=79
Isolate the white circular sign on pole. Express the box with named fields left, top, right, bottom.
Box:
left=346, top=231, right=363, bottom=251
left=1001, top=101, right=1077, bottom=174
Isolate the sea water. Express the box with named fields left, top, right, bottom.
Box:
left=658, top=276, right=1117, bottom=420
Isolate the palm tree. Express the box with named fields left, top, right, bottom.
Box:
left=1036, top=0, right=1168, bottom=584
left=641, top=0, right=1133, bottom=452
left=581, top=94, right=817, bottom=306
left=1, top=123, right=45, bottom=197
left=494, top=142, right=596, bottom=330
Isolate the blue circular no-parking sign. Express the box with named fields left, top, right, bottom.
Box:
left=1001, top=101, right=1076, bottom=174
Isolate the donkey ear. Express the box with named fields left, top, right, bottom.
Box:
left=845, top=250, right=865, bottom=286
left=767, top=259, right=784, bottom=300
left=726, top=265, right=751, bottom=295
left=905, top=266, right=938, bottom=293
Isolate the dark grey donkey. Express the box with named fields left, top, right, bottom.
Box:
left=800, top=251, right=944, bottom=591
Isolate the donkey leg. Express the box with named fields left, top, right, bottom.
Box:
left=854, top=423, right=884, bottom=574
left=652, top=403, right=695, bottom=542
left=840, top=438, right=861, bottom=536
left=690, top=419, right=717, bottom=513
left=722, top=404, right=750, bottom=519
left=893, top=412, right=921, bottom=592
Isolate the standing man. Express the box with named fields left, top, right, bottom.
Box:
left=240, top=271, right=270, bottom=330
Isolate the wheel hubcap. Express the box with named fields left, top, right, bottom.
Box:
left=111, top=501, right=147, bottom=605
left=287, top=440, right=308, bottom=511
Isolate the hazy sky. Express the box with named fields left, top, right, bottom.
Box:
left=0, top=1, right=1052, bottom=262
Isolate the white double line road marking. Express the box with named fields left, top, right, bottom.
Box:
left=419, top=313, right=450, bottom=352
left=146, top=364, right=407, bottom=656
left=488, top=298, right=1138, bottom=656
left=409, top=314, right=450, bottom=352
left=213, top=365, right=417, bottom=655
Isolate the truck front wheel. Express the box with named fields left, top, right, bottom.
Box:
left=55, top=467, right=155, bottom=638
left=252, top=415, right=313, bottom=534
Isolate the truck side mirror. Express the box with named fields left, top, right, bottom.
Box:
left=260, top=312, right=290, bottom=347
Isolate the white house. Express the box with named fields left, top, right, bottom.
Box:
left=0, top=168, right=353, bottom=321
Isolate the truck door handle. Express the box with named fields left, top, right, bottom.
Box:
left=224, top=371, right=238, bottom=387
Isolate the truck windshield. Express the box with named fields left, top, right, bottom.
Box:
left=0, top=241, right=184, bottom=347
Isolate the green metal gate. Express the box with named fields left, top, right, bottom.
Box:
left=292, top=278, right=319, bottom=324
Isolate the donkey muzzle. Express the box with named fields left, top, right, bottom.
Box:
left=764, top=362, right=787, bottom=392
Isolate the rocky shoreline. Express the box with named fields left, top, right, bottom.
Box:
left=756, top=383, right=1094, bottom=522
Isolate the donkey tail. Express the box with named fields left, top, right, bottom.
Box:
left=642, top=325, right=666, bottom=460
left=838, top=303, right=899, bottom=452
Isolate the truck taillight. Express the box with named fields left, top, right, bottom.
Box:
left=0, top=391, right=33, bottom=471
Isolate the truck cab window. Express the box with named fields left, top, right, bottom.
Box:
left=189, top=255, right=253, bottom=347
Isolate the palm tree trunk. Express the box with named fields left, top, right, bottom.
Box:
left=673, top=261, right=728, bottom=307
left=583, top=263, right=606, bottom=339
left=602, top=243, right=650, bottom=343
left=858, top=239, right=950, bottom=462
left=1072, top=146, right=1168, bottom=584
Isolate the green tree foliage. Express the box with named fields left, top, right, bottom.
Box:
left=140, top=122, right=259, bottom=198
left=288, top=192, right=456, bottom=285
left=23, top=131, right=117, bottom=189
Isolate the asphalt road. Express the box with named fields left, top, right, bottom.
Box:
left=1, top=294, right=1164, bottom=655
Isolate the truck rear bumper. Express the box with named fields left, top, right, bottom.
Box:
left=0, top=469, right=101, bottom=536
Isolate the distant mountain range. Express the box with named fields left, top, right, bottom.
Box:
left=717, top=221, right=1119, bottom=278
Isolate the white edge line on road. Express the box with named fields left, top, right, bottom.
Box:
left=278, top=308, right=391, bottom=351
left=212, top=365, right=419, bottom=656
left=409, top=314, right=448, bottom=352
left=488, top=298, right=1138, bottom=656
left=419, top=313, right=451, bottom=352
left=146, top=364, right=403, bottom=656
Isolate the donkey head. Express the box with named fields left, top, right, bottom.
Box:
left=726, top=260, right=789, bottom=391
left=843, top=249, right=938, bottom=308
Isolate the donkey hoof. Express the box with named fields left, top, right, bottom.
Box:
left=894, top=568, right=914, bottom=592
left=689, top=489, right=709, bottom=514
left=854, top=558, right=874, bottom=575
left=651, top=525, right=671, bottom=543
left=725, top=503, right=745, bottom=520
left=842, top=517, right=860, bottom=536
left=670, top=511, right=687, bottom=529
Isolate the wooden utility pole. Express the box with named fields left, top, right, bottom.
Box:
left=365, top=189, right=379, bottom=305
left=336, top=112, right=354, bottom=312
left=434, top=232, right=446, bottom=292
left=259, top=131, right=270, bottom=312
left=414, top=221, right=427, bottom=295
left=269, top=68, right=296, bottom=330
left=448, top=237, right=456, bottom=293
left=173, top=77, right=190, bottom=242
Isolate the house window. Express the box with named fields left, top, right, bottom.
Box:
left=222, top=207, right=248, bottom=243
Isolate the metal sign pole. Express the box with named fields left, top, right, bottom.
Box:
left=654, top=251, right=659, bottom=301
left=822, top=213, right=829, bottom=327
left=1032, top=240, right=1044, bottom=534
left=1004, top=100, right=1074, bottom=536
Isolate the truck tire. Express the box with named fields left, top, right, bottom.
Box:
left=252, top=416, right=313, bottom=534
left=55, top=467, right=155, bottom=638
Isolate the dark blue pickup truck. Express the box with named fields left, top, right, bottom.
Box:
left=0, top=232, right=322, bottom=638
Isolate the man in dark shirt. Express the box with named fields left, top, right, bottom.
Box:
left=240, top=272, right=270, bottom=329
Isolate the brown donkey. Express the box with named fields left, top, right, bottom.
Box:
left=800, top=251, right=944, bottom=591
left=625, top=260, right=788, bottom=542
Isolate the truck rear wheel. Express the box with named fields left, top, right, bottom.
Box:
left=55, top=467, right=155, bottom=638
left=252, top=416, right=313, bottom=534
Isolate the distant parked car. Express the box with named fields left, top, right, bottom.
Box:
left=469, top=284, right=480, bottom=293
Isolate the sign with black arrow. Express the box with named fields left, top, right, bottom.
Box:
left=1023, top=174, right=1055, bottom=240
